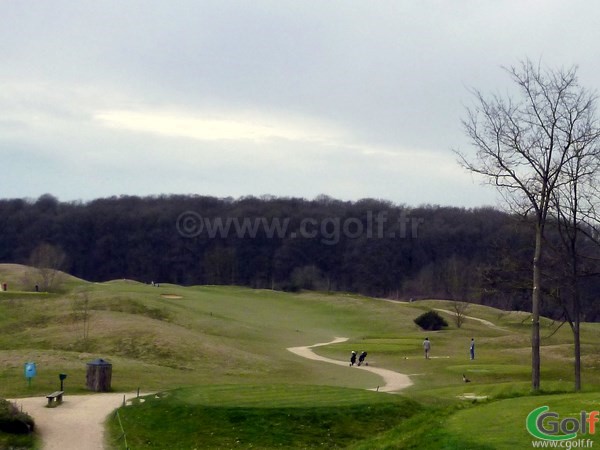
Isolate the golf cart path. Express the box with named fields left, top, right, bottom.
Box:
left=10, top=392, right=143, bottom=450
left=376, top=299, right=510, bottom=332
left=433, top=308, right=509, bottom=331
left=287, top=337, right=412, bottom=393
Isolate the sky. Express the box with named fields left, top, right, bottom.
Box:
left=2, top=1, right=600, bottom=208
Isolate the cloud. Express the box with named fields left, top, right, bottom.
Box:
left=93, top=109, right=346, bottom=145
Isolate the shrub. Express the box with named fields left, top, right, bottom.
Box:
left=414, top=310, right=448, bottom=331
left=0, top=399, right=34, bottom=435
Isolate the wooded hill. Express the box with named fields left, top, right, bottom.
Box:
left=1, top=193, right=599, bottom=321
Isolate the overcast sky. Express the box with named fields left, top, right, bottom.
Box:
left=2, top=1, right=599, bottom=207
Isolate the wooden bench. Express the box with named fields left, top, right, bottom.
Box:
left=46, top=391, right=64, bottom=407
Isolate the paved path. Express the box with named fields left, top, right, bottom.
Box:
left=287, top=337, right=412, bottom=393
left=10, top=392, right=142, bottom=450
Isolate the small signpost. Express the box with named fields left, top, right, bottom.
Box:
left=59, top=373, right=67, bottom=390
left=24, top=362, right=37, bottom=388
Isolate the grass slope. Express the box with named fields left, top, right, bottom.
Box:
left=108, top=385, right=421, bottom=449
left=1, top=264, right=600, bottom=449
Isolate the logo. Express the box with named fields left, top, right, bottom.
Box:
left=526, top=406, right=599, bottom=441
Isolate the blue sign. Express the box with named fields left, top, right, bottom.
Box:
left=24, top=362, right=37, bottom=379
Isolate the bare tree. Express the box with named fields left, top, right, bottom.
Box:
left=549, top=137, right=600, bottom=391
left=73, top=292, right=92, bottom=351
left=28, top=243, right=67, bottom=292
left=451, top=301, right=470, bottom=328
left=457, top=59, right=600, bottom=391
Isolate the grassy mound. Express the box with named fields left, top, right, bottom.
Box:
left=108, top=385, right=422, bottom=449
left=0, top=263, right=88, bottom=293
left=0, top=398, right=35, bottom=448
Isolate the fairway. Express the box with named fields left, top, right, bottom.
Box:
left=1, top=264, right=600, bottom=449
left=287, top=337, right=413, bottom=392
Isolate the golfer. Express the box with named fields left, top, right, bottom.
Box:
left=423, top=337, right=431, bottom=359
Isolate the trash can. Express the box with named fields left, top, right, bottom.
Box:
left=86, top=358, right=112, bottom=392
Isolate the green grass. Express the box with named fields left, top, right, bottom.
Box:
left=443, top=393, right=600, bottom=449
left=1, top=263, right=600, bottom=449
left=0, top=432, right=37, bottom=450
left=107, top=385, right=422, bottom=449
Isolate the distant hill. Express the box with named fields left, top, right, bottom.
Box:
left=0, top=263, right=87, bottom=292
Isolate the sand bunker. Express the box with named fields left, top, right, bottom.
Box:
left=458, top=393, right=488, bottom=400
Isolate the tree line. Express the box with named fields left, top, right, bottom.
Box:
left=1, top=193, right=599, bottom=321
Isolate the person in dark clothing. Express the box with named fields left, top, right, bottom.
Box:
left=358, top=351, right=368, bottom=366
left=350, top=351, right=357, bottom=366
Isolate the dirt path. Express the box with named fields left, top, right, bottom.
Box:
left=374, top=298, right=511, bottom=333
left=433, top=308, right=509, bottom=331
left=287, top=337, right=412, bottom=393
left=10, top=392, right=142, bottom=450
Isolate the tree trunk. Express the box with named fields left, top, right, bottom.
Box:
left=571, top=225, right=582, bottom=392
left=531, top=224, right=542, bottom=391
left=573, top=266, right=581, bottom=391
left=574, top=319, right=581, bottom=391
